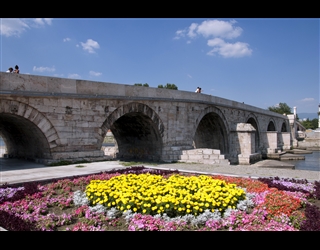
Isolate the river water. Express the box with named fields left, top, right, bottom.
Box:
left=281, top=150, right=320, bottom=172
left=0, top=138, right=319, bottom=171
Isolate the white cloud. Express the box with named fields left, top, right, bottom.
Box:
left=68, top=73, right=81, bottom=79
left=80, top=39, right=100, bottom=53
left=187, top=74, right=192, bottom=78
left=33, top=18, right=53, bottom=26
left=207, top=38, right=252, bottom=58
left=300, top=98, right=315, bottom=102
left=174, top=19, right=251, bottom=58
left=33, top=66, right=56, bottom=72
left=0, top=18, right=52, bottom=37
left=0, top=18, right=30, bottom=37
left=89, top=71, right=102, bottom=76
left=173, top=29, right=185, bottom=39
left=63, top=37, right=71, bottom=42
left=187, top=23, right=198, bottom=38
left=197, top=19, right=242, bottom=39
left=175, top=19, right=242, bottom=40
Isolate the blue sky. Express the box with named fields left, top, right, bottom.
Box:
left=1, top=18, right=319, bottom=114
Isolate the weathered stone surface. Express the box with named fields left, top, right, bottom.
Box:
left=0, top=72, right=295, bottom=164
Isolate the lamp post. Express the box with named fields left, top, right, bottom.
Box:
left=318, top=104, right=320, bottom=128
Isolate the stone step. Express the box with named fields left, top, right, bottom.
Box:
left=179, top=148, right=230, bottom=165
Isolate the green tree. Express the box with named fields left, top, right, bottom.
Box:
left=157, top=83, right=178, bottom=90
left=267, top=102, right=292, bottom=115
left=300, top=118, right=319, bottom=130
left=134, top=83, right=149, bottom=87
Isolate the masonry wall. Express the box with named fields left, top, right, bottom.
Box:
left=0, top=72, right=292, bottom=164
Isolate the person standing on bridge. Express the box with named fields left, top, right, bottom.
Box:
left=14, top=65, right=19, bottom=74
left=6, top=67, right=13, bottom=73
left=195, top=87, right=200, bottom=93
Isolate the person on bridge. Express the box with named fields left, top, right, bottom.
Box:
left=195, top=87, right=200, bottom=93
left=6, top=67, right=13, bottom=73
left=14, top=65, right=19, bottom=74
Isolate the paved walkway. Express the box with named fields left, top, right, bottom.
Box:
left=0, top=157, right=319, bottom=185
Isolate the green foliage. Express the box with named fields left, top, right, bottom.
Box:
left=48, top=160, right=90, bottom=166
left=157, top=83, right=178, bottom=90
left=300, top=118, right=319, bottom=130
left=267, top=102, right=292, bottom=115
left=134, top=83, right=149, bottom=87
left=119, top=161, right=158, bottom=166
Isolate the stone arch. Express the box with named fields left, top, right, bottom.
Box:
left=267, top=119, right=276, bottom=131
left=281, top=121, right=288, bottom=132
left=246, top=114, right=260, bottom=152
left=0, top=99, right=59, bottom=160
left=101, top=102, right=165, bottom=161
left=193, top=106, right=229, bottom=154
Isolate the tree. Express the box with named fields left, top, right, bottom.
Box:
left=300, top=118, right=319, bottom=130
left=157, top=83, right=178, bottom=90
left=134, top=83, right=149, bottom=87
left=267, top=102, right=292, bottom=115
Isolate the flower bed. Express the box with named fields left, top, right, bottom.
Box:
left=0, top=166, right=319, bottom=231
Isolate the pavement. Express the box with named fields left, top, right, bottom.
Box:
left=0, top=157, right=319, bottom=186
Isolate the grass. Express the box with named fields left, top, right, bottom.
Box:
left=119, top=161, right=159, bottom=166
left=48, top=160, right=90, bottom=166
left=103, top=136, right=115, bottom=144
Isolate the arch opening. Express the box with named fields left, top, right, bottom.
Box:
left=281, top=122, right=287, bottom=132
left=101, top=103, right=164, bottom=162
left=0, top=113, right=51, bottom=160
left=0, top=135, right=7, bottom=157
left=193, top=112, right=228, bottom=154
left=267, top=121, right=276, bottom=131
left=110, top=112, right=162, bottom=161
left=247, top=117, right=260, bottom=153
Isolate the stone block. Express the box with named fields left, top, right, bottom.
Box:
left=213, top=149, right=221, bottom=154
left=186, top=150, right=197, bottom=155
left=203, top=149, right=214, bottom=155
left=179, top=155, right=189, bottom=160
left=187, top=155, right=203, bottom=160
left=203, top=159, right=216, bottom=164
left=171, top=146, right=182, bottom=151
left=209, top=155, right=219, bottom=160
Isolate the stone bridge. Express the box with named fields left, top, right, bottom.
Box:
left=0, top=72, right=293, bottom=165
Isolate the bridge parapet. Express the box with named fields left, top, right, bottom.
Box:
left=1, top=72, right=287, bottom=118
